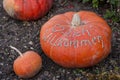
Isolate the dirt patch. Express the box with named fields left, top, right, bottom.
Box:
left=0, top=0, right=120, bottom=80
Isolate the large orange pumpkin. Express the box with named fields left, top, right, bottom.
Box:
left=3, top=0, right=53, bottom=20
left=40, top=11, right=112, bottom=68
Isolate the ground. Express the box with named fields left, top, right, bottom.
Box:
left=0, top=0, right=120, bottom=80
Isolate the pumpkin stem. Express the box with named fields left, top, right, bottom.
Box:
left=71, top=13, right=81, bottom=27
left=10, top=45, right=23, bottom=57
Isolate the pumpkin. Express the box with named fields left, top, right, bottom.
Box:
left=3, top=0, right=53, bottom=20
left=10, top=46, right=42, bottom=78
left=40, top=11, right=112, bottom=68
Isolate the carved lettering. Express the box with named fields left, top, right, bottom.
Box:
left=46, top=33, right=54, bottom=43
left=72, top=31, right=81, bottom=37
left=97, top=36, right=102, bottom=43
left=42, top=27, right=104, bottom=48
left=52, top=24, right=65, bottom=33
left=42, top=33, right=53, bottom=41
left=101, top=40, right=104, bottom=48
left=92, top=36, right=97, bottom=44
left=50, top=35, right=57, bottom=46
left=56, top=38, right=63, bottom=47
left=80, top=40, right=92, bottom=46
left=64, top=29, right=72, bottom=37
left=97, top=36, right=104, bottom=48
left=70, top=40, right=79, bottom=48
left=86, top=30, right=91, bottom=36
left=53, top=38, right=60, bottom=46
left=63, top=39, right=69, bottom=47
left=82, top=28, right=91, bottom=36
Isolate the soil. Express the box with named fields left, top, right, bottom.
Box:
left=0, top=0, right=120, bottom=80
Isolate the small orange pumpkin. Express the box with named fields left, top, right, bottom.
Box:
left=10, top=46, right=42, bottom=78
left=40, top=11, right=112, bottom=68
left=3, top=0, right=53, bottom=20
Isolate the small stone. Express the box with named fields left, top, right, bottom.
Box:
left=44, top=71, right=49, bottom=76
left=56, top=75, right=60, bottom=79
left=0, top=71, right=2, bottom=74
left=15, top=38, right=19, bottom=41
left=28, top=41, right=33, bottom=45
left=30, top=47, right=34, bottom=50
left=0, top=63, right=3, bottom=66
left=67, top=71, right=70, bottom=74
left=3, top=16, right=6, bottom=19
left=6, top=78, right=10, bottom=80
left=62, top=69, right=65, bottom=73
left=53, top=76, right=56, bottom=80
left=23, top=46, right=27, bottom=48
left=75, top=77, right=81, bottom=80
left=68, top=77, right=73, bottom=80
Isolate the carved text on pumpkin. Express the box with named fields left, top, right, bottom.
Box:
left=51, top=24, right=91, bottom=37
left=42, top=25, right=104, bottom=48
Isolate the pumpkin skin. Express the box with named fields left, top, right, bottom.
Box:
left=3, top=0, right=53, bottom=20
left=40, top=11, right=112, bottom=68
